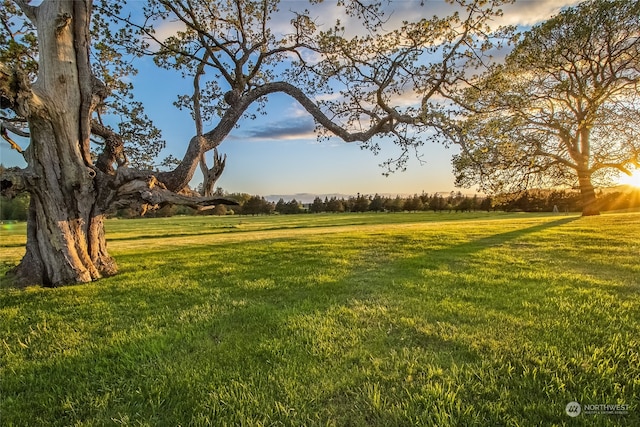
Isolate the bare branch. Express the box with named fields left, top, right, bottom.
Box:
left=0, top=122, right=25, bottom=153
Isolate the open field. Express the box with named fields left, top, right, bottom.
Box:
left=1, top=212, right=639, bottom=426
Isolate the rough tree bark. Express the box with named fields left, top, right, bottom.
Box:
left=199, top=149, right=226, bottom=197
left=577, top=170, right=599, bottom=216
left=6, top=0, right=118, bottom=286
left=575, top=128, right=599, bottom=216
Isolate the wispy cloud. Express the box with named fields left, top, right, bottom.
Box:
left=272, top=0, right=581, bottom=38
left=497, top=0, right=583, bottom=28
left=240, top=116, right=316, bottom=141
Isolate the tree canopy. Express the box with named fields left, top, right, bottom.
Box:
left=451, top=0, right=640, bottom=215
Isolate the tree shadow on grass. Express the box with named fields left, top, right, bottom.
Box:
left=430, top=215, right=638, bottom=299
left=441, top=215, right=580, bottom=254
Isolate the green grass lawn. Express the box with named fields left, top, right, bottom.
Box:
left=1, top=212, right=639, bottom=426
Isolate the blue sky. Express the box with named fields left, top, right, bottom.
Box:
left=0, top=0, right=581, bottom=197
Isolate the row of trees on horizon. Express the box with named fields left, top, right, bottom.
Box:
left=94, top=187, right=640, bottom=217
left=5, top=187, right=639, bottom=220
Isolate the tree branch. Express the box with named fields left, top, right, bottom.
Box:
left=74, top=0, right=95, bottom=167
left=113, top=174, right=237, bottom=216
left=153, top=78, right=396, bottom=194
left=0, top=167, right=35, bottom=198
left=0, top=121, right=28, bottom=153
left=92, top=120, right=128, bottom=174
left=272, top=82, right=393, bottom=142
left=13, top=0, right=37, bottom=22
left=0, top=63, right=32, bottom=117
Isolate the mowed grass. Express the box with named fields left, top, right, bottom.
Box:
left=0, top=212, right=639, bottom=426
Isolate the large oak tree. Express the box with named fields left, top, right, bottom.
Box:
left=0, top=0, right=507, bottom=287
left=451, top=0, right=640, bottom=216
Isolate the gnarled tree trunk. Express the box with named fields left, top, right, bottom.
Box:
left=577, top=170, right=599, bottom=217
left=576, top=128, right=600, bottom=217
left=9, top=0, right=116, bottom=287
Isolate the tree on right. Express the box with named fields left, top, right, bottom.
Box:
left=452, top=0, right=640, bottom=216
